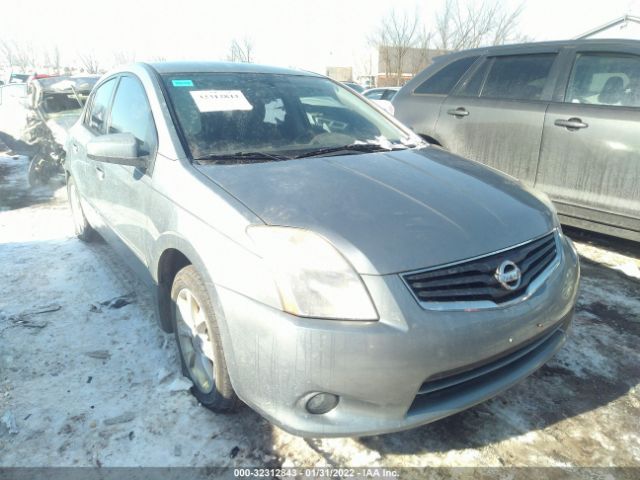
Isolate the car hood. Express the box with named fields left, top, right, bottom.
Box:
left=195, top=147, right=555, bottom=275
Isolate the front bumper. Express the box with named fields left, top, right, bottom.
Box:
left=217, top=234, right=580, bottom=437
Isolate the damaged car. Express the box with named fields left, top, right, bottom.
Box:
left=25, top=76, right=98, bottom=185
left=0, top=76, right=98, bottom=185
left=64, top=62, right=580, bottom=437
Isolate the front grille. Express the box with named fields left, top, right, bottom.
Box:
left=403, top=232, right=558, bottom=305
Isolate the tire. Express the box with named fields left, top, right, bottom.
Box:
left=67, top=176, right=96, bottom=242
left=27, top=154, right=44, bottom=187
left=171, top=265, right=240, bottom=412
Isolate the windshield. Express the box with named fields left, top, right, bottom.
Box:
left=161, top=73, right=419, bottom=159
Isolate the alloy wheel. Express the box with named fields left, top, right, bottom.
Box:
left=175, top=287, right=215, bottom=393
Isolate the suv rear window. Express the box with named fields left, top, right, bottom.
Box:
left=414, top=56, right=478, bottom=95
left=480, top=54, right=556, bottom=101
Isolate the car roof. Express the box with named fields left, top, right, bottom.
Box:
left=436, top=38, right=640, bottom=61
left=33, top=75, right=99, bottom=92
left=146, top=61, right=321, bottom=77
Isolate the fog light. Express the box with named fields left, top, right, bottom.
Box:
left=305, top=393, right=339, bottom=414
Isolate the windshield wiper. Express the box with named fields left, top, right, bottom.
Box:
left=293, top=142, right=407, bottom=159
left=193, top=151, right=291, bottom=163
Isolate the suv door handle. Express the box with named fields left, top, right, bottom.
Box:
left=447, top=107, right=469, bottom=118
left=554, top=118, right=588, bottom=130
left=95, top=165, right=105, bottom=181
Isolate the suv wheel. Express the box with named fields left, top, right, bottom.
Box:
left=171, top=265, right=240, bottom=412
left=67, top=176, right=96, bottom=242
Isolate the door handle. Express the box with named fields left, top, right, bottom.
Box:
left=447, top=107, right=469, bottom=118
left=95, top=165, right=105, bottom=181
left=71, top=142, right=79, bottom=153
left=554, top=118, right=588, bottom=130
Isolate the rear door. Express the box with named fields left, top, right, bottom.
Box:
left=535, top=47, right=640, bottom=238
left=435, top=51, right=562, bottom=185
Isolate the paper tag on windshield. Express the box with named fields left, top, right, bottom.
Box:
left=189, top=90, right=253, bottom=112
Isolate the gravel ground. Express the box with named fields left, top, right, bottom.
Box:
left=0, top=155, right=638, bottom=474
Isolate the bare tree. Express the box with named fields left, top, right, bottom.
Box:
left=77, top=51, right=100, bottom=74
left=0, top=40, right=37, bottom=70
left=113, top=49, right=137, bottom=66
left=51, top=45, right=61, bottom=74
left=410, top=28, right=433, bottom=75
left=370, top=9, right=421, bottom=86
left=434, top=0, right=526, bottom=51
left=227, top=37, right=254, bottom=63
left=42, top=45, right=62, bottom=74
left=16, top=43, right=37, bottom=70
left=0, top=39, right=15, bottom=67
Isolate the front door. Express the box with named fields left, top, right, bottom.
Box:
left=99, top=74, right=158, bottom=265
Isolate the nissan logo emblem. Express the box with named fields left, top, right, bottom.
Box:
left=495, top=260, right=522, bottom=291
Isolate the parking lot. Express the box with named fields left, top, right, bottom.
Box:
left=0, top=154, right=638, bottom=473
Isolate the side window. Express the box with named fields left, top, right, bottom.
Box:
left=414, top=56, right=478, bottom=95
left=108, top=76, right=157, bottom=156
left=457, top=59, right=491, bottom=97
left=566, top=53, right=640, bottom=107
left=481, top=54, right=556, bottom=101
left=85, top=79, right=116, bottom=134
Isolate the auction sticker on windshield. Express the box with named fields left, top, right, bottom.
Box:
left=189, top=90, right=253, bottom=112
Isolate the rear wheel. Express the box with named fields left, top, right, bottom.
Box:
left=67, top=176, right=96, bottom=242
left=171, top=265, right=240, bottom=412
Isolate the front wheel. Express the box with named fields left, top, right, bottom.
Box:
left=171, top=265, right=240, bottom=412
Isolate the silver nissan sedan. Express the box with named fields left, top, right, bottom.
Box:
left=64, top=61, right=580, bottom=437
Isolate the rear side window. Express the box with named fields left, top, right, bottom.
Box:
left=481, top=54, right=556, bottom=101
left=457, top=59, right=491, bottom=97
left=566, top=53, right=640, bottom=107
left=108, top=76, right=157, bottom=156
left=85, top=78, right=116, bottom=134
left=414, top=56, right=478, bottom=95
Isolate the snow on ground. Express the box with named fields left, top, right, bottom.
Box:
left=0, top=155, right=639, bottom=469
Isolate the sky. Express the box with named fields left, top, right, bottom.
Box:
left=2, top=0, right=640, bottom=75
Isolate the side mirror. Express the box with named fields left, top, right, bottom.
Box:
left=87, top=133, right=147, bottom=169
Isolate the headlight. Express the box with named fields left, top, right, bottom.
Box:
left=247, top=226, right=378, bottom=321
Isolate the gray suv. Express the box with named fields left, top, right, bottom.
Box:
left=65, top=62, right=579, bottom=437
left=393, top=39, right=640, bottom=242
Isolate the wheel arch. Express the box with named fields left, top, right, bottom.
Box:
left=152, top=234, right=228, bottom=339
left=153, top=234, right=241, bottom=392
